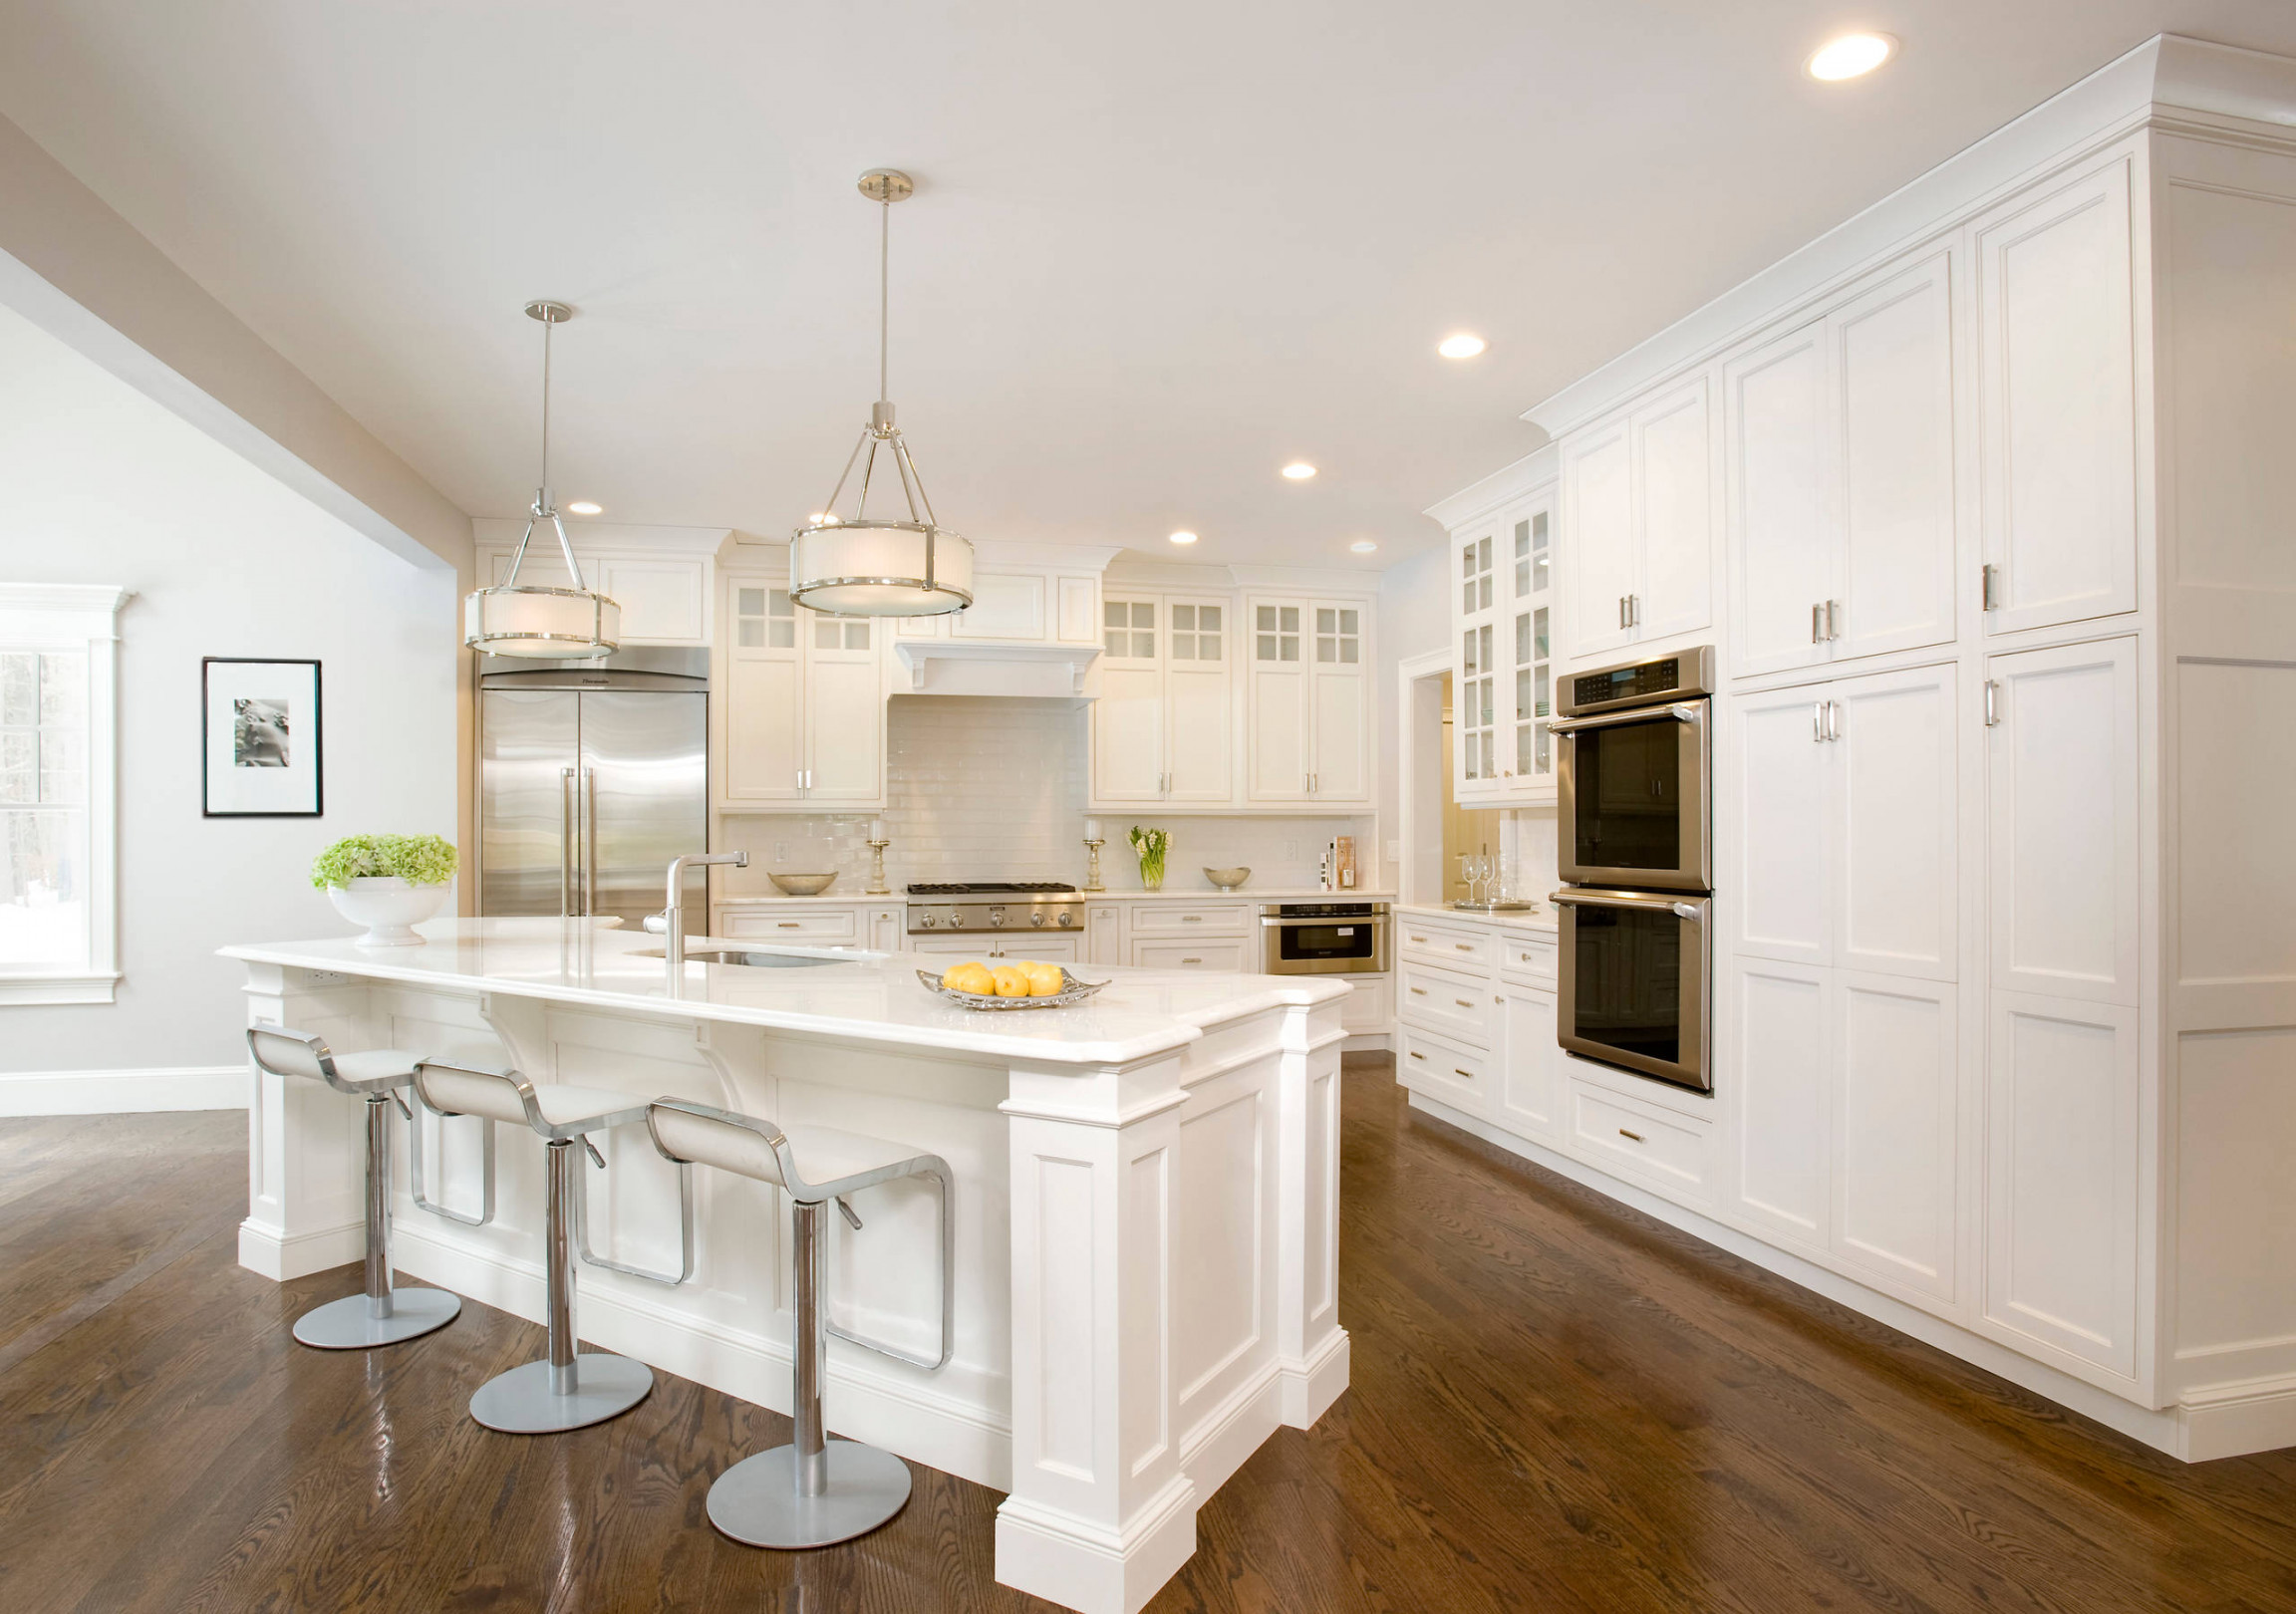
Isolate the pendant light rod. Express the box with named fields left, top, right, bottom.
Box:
left=502, top=300, right=588, bottom=594
left=879, top=188, right=890, bottom=405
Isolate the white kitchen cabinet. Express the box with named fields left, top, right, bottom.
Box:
left=1245, top=596, right=1370, bottom=804
left=1984, top=990, right=2140, bottom=1376
left=1130, top=938, right=1252, bottom=971
left=1985, top=636, right=2139, bottom=1006
left=1496, top=981, right=1560, bottom=1143
left=1338, top=974, right=1393, bottom=1039
left=1447, top=489, right=1558, bottom=803
left=1565, top=420, right=1635, bottom=659
left=1089, top=593, right=1234, bottom=806
left=1834, top=971, right=1957, bottom=1302
left=1726, top=252, right=1957, bottom=677
left=1976, top=159, right=2139, bottom=635
left=1563, top=378, right=1713, bottom=661
left=1727, top=959, right=1958, bottom=1304
left=1397, top=1024, right=1489, bottom=1117
left=910, top=935, right=1082, bottom=962
left=719, top=577, right=885, bottom=810
left=482, top=542, right=714, bottom=646
left=1085, top=902, right=1123, bottom=967
left=1731, top=662, right=1957, bottom=980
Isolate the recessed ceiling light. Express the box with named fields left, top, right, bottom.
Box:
left=1350, top=540, right=1379, bottom=554
left=565, top=499, right=603, bottom=515
left=1437, top=334, right=1487, bottom=360
left=1807, top=32, right=1896, bottom=81
left=1281, top=462, right=1317, bottom=480
left=1169, top=530, right=1199, bottom=545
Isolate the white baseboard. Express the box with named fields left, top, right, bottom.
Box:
left=996, top=1474, right=1199, bottom=1614
left=0, top=1064, right=244, bottom=1116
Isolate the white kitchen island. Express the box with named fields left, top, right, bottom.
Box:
left=221, top=918, right=1350, bottom=1614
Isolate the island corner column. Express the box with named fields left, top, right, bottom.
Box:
left=993, top=1045, right=1198, bottom=1614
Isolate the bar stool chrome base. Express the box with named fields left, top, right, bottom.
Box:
left=293, top=1285, right=461, bottom=1350
left=708, top=1440, right=913, bottom=1548
left=469, top=1353, right=653, bottom=1434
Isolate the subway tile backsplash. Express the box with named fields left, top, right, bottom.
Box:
left=719, top=695, right=1374, bottom=896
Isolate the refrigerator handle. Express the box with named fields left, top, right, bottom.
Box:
left=560, top=767, right=577, bottom=917
left=584, top=767, right=601, bottom=918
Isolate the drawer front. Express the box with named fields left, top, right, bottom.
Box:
left=718, top=908, right=861, bottom=942
left=1499, top=931, right=1558, bottom=983
left=1339, top=974, right=1392, bottom=1035
left=1398, top=919, right=1497, bottom=972
left=1397, top=958, right=1495, bottom=1047
left=1131, top=938, right=1252, bottom=972
left=1398, top=1025, right=1488, bottom=1115
left=910, top=936, right=1081, bottom=961
left=1129, top=903, right=1254, bottom=936
left=1569, top=1079, right=1712, bottom=1202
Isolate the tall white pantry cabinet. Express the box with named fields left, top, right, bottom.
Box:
left=1429, top=37, right=2296, bottom=1461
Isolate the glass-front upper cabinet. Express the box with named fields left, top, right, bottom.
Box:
left=1454, top=523, right=1501, bottom=799
left=1509, top=497, right=1556, bottom=795
left=1449, top=482, right=1559, bottom=806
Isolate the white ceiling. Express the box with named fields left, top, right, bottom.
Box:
left=3, top=1, right=2294, bottom=571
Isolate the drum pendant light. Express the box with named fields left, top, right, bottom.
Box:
left=462, top=301, right=622, bottom=658
left=787, top=169, right=975, bottom=617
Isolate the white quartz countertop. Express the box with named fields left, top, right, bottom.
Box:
left=716, top=888, right=1396, bottom=906
left=220, top=918, right=1348, bottom=1068
left=1393, top=902, right=1559, bottom=933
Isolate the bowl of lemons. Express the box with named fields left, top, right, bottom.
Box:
left=919, top=959, right=1108, bottom=1010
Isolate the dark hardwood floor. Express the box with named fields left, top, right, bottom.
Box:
left=3, top=1059, right=2292, bottom=1612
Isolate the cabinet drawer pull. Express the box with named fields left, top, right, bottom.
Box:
left=1408, top=1051, right=1426, bottom=1062
left=778, top=922, right=801, bottom=929
left=1182, top=956, right=1202, bottom=964
left=1409, top=986, right=1427, bottom=996
left=1454, top=998, right=1473, bottom=1008
left=1455, top=1069, right=1474, bottom=1080
left=1181, top=915, right=1203, bottom=923
left=1617, top=1128, right=1643, bottom=1143
left=1454, top=942, right=1474, bottom=952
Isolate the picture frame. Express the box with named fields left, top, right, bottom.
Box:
left=201, top=658, right=323, bottom=817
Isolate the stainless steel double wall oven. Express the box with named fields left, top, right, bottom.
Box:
left=1551, top=647, right=1715, bottom=1093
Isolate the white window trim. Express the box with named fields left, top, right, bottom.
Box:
left=0, top=583, right=130, bottom=1005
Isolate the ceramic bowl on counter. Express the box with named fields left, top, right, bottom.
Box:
left=1202, top=867, right=1251, bottom=890
left=768, top=872, right=837, bottom=897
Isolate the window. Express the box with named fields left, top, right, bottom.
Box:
left=0, top=585, right=126, bottom=1003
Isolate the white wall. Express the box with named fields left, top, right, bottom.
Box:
left=1376, top=545, right=1449, bottom=887
left=0, top=303, right=459, bottom=1097
left=721, top=694, right=1373, bottom=895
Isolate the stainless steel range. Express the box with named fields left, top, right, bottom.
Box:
left=906, top=882, right=1085, bottom=936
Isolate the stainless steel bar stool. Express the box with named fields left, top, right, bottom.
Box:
left=413, top=1053, right=695, bottom=1435
left=246, top=1026, right=475, bottom=1350
left=647, top=1097, right=953, bottom=1549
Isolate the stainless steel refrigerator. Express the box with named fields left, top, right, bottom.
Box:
left=476, top=648, right=709, bottom=934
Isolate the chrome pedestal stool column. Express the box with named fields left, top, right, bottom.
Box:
left=414, top=1054, right=694, bottom=1435
left=246, top=1026, right=472, bottom=1350
left=647, top=1098, right=953, bottom=1549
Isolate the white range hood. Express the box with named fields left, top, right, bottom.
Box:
left=892, top=639, right=1100, bottom=699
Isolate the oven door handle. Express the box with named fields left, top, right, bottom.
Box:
left=1548, top=702, right=1703, bottom=735
left=1550, top=890, right=1705, bottom=921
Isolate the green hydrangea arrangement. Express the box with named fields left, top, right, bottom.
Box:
left=310, top=833, right=459, bottom=891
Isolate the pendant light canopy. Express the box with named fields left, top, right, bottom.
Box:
left=788, top=169, right=975, bottom=617
left=462, top=301, right=622, bottom=658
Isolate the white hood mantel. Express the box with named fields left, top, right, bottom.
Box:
left=893, top=638, right=1101, bottom=698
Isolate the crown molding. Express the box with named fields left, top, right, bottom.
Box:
left=1424, top=444, right=1559, bottom=531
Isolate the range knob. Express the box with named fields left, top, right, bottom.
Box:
left=989, top=906, right=1006, bottom=928
left=1030, top=912, right=1046, bottom=928
left=918, top=916, right=938, bottom=930
left=1057, top=912, right=1074, bottom=928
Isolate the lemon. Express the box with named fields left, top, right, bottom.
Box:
left=1024, top=962, right=1065, bottom=997
left=991, top=964, right=1030, bottom=998
left=942, top=962, right=994, bottom=995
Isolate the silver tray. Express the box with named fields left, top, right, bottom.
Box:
left=916, top=966, right=1109, bottom=1010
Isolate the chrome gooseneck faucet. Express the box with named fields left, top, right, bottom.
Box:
left=663, top=852, right=748, bottom=981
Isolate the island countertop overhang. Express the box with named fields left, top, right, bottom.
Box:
left=219, top=917, right=1349, bottom=1069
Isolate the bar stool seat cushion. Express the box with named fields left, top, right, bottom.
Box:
left=417, top=1062, right=648, bottom=1134
left=650, top=1110, right=922, bottom=1198
left=249, top=1029, right=498, bottom=1095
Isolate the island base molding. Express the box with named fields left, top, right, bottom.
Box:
left=1408, top=1092, right=2296, bottom=1465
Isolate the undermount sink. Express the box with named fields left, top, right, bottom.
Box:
left=628, top=946, right=841, bottom=968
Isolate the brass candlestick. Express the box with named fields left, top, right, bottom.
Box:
left=865, top=838, right=891, bottom=896
left=1082, top=837, right=1106, bottom=894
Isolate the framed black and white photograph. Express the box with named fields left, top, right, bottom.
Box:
left=201, top=658, right=323, bottom=817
